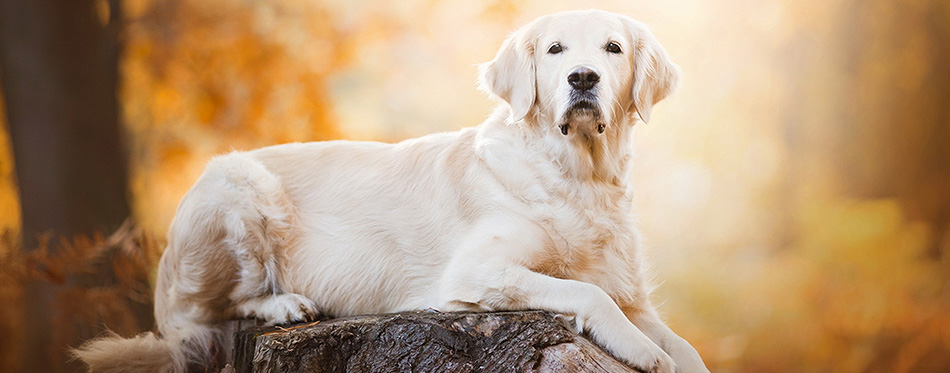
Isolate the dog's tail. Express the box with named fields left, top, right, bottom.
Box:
left=72, top=324, right=221, bottom=373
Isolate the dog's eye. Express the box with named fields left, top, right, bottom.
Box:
left=547, top=43, right=562, bottom=54
left=605, top=41, right=622, bottom=54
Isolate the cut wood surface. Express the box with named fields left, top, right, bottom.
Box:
left=231, top=310, right=636, bottom=373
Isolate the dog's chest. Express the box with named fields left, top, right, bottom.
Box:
left=526, top=185, right=634, bottom=278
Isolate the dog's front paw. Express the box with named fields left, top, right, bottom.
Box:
left=665, top=337, right=710, bottom=373
left=620, top=342, right=677, bottom=373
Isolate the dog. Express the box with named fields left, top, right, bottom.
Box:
left=76, top=9, right=708, bottom=373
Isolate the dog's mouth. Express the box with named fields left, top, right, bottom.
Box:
left=558, top=96, right=606, bottom=136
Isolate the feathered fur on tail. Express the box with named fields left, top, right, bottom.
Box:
left=72, top=330, right=183, bottom=373
left=72, top=325, right=221, bottom=373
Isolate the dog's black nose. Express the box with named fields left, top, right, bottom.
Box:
left=568, top=67, right=599, bottom=91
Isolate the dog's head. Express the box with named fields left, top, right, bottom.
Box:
left=479, top=10, right=680, bottom=135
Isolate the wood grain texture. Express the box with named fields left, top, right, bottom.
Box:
left=231, top=311, right=636, bottom=373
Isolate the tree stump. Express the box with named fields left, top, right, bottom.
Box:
left=231, top=310, right=636, bottom=373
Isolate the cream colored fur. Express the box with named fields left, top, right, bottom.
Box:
left=75, top=9, right=708, bottom=373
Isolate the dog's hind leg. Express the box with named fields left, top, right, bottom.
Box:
left=122, top=152, right=319, bottom=371
left=159, top=152, right=318, bottom=332
left=207, top=153, right=319, bottom=325
left=223, top=203, right=317, bottom=326
left=104, top=151, right=319, bottom=371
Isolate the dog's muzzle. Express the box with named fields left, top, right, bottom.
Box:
left=560, top=122, right=606, bottom=135
left=559, top=67, right=606, bottom=136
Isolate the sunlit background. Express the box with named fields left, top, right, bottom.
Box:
left=1, top=0, right=948, bottom=372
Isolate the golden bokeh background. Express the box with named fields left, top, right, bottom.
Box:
left=1, top=0, right=948, bottom=371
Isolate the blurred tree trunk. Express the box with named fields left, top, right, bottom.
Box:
left=834, top=0, right=950, bottom=259
left=0, top=0, right=142, bottom=372
left=781, top=0, right=950, bottom=259
left=0, top=0, right=128, bottom=236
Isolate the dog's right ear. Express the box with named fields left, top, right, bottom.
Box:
left=624, top=17, right=680, bottom=124
left=478, top=24, right=537, bottom=123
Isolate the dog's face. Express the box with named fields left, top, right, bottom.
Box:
left=480, top=10, right=680, bottom=135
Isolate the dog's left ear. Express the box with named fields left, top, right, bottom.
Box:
left=625, top=18, right=680, bottom=124
left=478, top=21, right=538, bottom=123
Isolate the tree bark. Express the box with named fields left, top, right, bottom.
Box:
left=231, top=311, right=636, bottom=373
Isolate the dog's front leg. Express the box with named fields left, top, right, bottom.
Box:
left=621, top=305, right=710, bottom=373
left=440, top=261, right=676, bottom=373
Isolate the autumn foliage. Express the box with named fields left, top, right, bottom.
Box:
left=0, top=223, right=161, bottom=372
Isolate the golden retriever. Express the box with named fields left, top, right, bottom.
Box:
left=76, top=9, right=708, bottom=373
